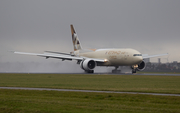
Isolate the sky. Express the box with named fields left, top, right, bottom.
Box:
left=0, top=0, right=180, bottom=72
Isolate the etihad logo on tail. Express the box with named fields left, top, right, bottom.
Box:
left=71, top=25, right=82, bottom=51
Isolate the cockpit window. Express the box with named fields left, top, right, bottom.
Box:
left=133, top=54, right=142, bottom=56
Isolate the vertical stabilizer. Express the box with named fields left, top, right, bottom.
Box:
left=71, top=25, right=82, bottom=51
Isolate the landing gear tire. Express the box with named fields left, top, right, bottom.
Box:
left=86, top=70, right=94, bottom=73
left=132, top=69, right=136, bottom=74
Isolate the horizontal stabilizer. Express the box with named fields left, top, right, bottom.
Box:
left=44, top=51, right=72, bottom=56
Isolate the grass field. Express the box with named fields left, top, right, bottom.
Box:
left=0, top=73, right=180, bottom=113
left=0, top=73, right=180, bottom=94
left=0, top=89, right=180, bottom=113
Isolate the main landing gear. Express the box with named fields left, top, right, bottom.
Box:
left=112, top=66, right=121, bottom=73
left=85, top=70, right=94, bottom=73
left=112, top=66, right=137, bottom=74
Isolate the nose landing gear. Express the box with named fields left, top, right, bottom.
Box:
left=131, top=65, right=138, bottom=74
left=132, top=69, right=136, bottom=74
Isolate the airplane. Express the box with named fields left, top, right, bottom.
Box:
left=14, top=24, right=168, bottom=73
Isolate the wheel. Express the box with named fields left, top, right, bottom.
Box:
left=132, top=69, right=136, bottom=74
left=90, top=70, right=94, bottom=73
left=86, top=70, right=94, bottom=73
left=112, top=70, right=115, bottom=73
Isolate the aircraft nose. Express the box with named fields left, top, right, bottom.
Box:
left=136, top=56, right=143, bottom=63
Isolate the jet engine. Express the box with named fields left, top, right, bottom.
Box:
left=136, top=60, right=146, bottom=71
left=80, top=59, right=96, bottom=71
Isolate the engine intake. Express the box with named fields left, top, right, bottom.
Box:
left=136, top=60, right=146, bottom=71
left=80, top=59, right=96, bottom=71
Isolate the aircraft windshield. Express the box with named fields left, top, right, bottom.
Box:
left=133, top=54, right=142, bottom=56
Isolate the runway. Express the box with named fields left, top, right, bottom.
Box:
left=62, top=73, right=180, bottom=76
left=11, top=72, right=179, bottom=76
left=130, top=73, right=180, bottom=76
left=0, top=87, right=180, bottom=97
left=2, top=72, right=180, bottom=76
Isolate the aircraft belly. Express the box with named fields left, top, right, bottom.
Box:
left=109, top=59, right=132, bottom=66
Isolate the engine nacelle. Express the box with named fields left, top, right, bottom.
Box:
left=136, top=60, right=146, bottom=71
left=80, top=59, right=96, bottom=71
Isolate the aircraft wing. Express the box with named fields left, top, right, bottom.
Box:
left=14, top=51, right=105, bottom=62
left=142, top=53, right=168, bottom=59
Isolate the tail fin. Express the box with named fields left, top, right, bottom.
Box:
left=71, top=24, right=82, bottom=51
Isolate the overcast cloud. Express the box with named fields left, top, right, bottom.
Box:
left=0, top=0, right=180, bottom=72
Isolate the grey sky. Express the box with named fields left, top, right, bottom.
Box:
left=0, top=0, right=180, bottom=72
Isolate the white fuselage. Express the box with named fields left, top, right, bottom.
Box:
left=75, top=48, right=143, bottom=66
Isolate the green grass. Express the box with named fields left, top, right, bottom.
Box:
left=0, top=73, right=180, bottom=113
left=0, top=73, right=180, bottom=94
left=0, top=89, right=180, bottom=113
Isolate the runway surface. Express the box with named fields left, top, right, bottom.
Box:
left=59, top=73, right=180, bottom=76
left=0, top=87, right=180, bottom=97
left=2, top=72, right=180, bottom=76
left=92, top=73, right=180, bottom=76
